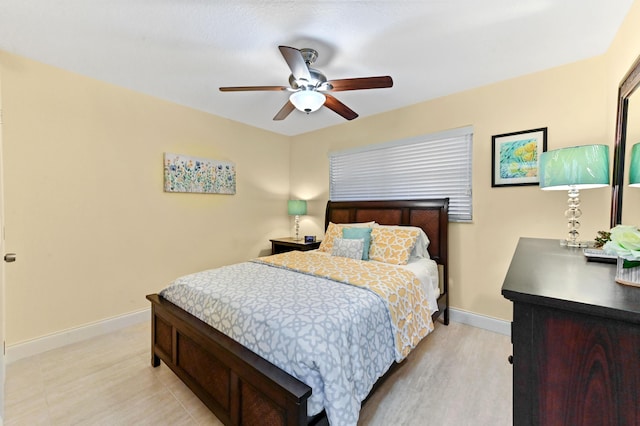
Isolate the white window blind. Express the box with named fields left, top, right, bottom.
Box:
left=329, top=126, right=473, bottom=222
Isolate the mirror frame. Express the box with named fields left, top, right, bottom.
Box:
left=611, top=54, right=640, bottom=227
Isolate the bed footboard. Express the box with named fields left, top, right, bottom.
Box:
left=146, top=294, right=313, bottom=426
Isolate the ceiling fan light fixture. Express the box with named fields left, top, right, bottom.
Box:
left=220, top=46, right=392, bottom=121
left=289, top=90, right=326, bottom=113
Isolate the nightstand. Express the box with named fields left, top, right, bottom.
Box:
left=270, top=237, right=321, bottom=254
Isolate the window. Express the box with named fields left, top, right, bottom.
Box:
left=329, top=126, right=473, bottom=222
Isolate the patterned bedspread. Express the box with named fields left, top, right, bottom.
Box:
left=255, top=251, right=434, bottom=359
left=159, top=253, right=435, bottom=426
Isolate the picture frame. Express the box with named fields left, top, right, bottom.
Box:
left=491, top=127, right=547, bottom=187
left=163, top=153, right=236, bottom=194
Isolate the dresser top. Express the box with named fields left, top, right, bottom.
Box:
left=502, top=237, right=640, bottom=323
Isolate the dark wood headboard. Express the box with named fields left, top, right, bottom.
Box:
left=325, top=199, right=449, bottom=267
left=325, top=199, right=450, bottom=324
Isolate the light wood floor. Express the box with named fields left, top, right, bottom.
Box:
left=6, top=320, right=512, bottom=425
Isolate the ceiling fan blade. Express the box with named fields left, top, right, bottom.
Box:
left=273, top=100, right=296, bottom=121
left=327, top=76, right=393, bottom=91
left=324, top=94, right=358, bottom=120
left=278, top=46, right=311, bottom=82
left=219, top=86, right=288, bottom=92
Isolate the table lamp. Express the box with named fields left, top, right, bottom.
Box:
left=539, top=144, right=609, bottom=247
left=630, top=143, right=640, bottom=187
left=287, top=200, right=307, bottom=241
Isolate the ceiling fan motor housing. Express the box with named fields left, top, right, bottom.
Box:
left=288, top=68, right=328, bottom=90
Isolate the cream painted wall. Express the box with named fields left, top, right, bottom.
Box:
left=291, top=0, right=640, bottom=322
left=0, top=52, right=291, bottom=345
left=1, top=0, right=639, bottom=344
left=290, top=57, right=611, bottom=321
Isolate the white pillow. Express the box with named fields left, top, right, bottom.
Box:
left=373, top=224, right=430, bottom=258
left=331, top=238, right=365, bottom=260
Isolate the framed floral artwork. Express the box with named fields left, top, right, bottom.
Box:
left=164, top=153, right=236, bottom=194
left=491, top=127, right=547, bottom=187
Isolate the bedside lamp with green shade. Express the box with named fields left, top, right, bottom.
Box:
left=287, top=200, right=307, bottom=241
left=539, top=144, right=610, bottom=247
left=630, top=143, right=640, bottom=187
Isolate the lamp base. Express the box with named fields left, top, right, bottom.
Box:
left=559, top=239, right=593, bottom=248
left=293, top=215, right=301, bottom=241
left=563, top=187, right=583, bottom=247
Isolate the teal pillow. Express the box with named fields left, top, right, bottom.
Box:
left=342, top=227, right=372, bottom=260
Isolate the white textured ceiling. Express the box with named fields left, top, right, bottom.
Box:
left=0, top=1, right=634, bottom=136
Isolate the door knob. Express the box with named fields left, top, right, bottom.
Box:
left=4, top=253, right=16, bottom=263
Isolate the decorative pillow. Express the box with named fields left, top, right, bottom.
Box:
left=373, top=225, right=431, bottom=259
left=318, top=221, right=375, bottom=253
left=342, top=227, right=372, bottom=260
left=331, top=238, right=365, bottom=260
left=369, top=227, right=421, bottom=265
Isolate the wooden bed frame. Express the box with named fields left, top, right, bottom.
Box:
left=147, top=198, right=449, bottom=426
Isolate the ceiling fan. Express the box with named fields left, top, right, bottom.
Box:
left=219, top=46, right=393, bottom=121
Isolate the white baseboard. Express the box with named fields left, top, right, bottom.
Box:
left=5, top=306, right=508, bottom=364
left=6, top=308, right=150, bottom=364
left=449, top=308, right=511, bottom=336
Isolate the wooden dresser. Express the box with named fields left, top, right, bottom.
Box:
left=502, top=238, right=640, bottom=425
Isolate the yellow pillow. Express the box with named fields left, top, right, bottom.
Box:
left=319, top=221, right=374, bottom=253
left=369, top=227, right=421, bottom=265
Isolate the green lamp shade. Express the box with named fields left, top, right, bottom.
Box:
left=287, top=200, right=307, bottom=215
left=539, top=144, right=610, bottom=190
left=630, top=143, right=640, bottom=187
